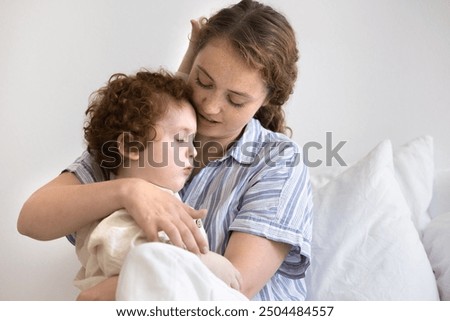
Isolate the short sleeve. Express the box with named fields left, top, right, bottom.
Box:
left=63, top=150, right=110, bottom=184
left=229, top=142, right=313, bottom=279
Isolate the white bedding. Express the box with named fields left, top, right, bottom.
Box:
left=306, top=136, right=449, bottom=300
left=422, top=212, right=450, bottom=300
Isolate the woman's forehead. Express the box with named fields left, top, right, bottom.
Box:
left=194, top=38, right=267, bottom=95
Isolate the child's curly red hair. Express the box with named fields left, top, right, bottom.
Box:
left=84, top=69, right=192, bottom=173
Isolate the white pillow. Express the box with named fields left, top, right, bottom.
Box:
left=306, top=140, right=439, bottom=300
left=309, top=167, right=344, bottom=190
left=311, top=136, right=434, bottom=236
left=422, top=212, right=450, bottom=300
left=393, top=136, right=434, bottom=234
left=429, top=169, right=450, bottom=219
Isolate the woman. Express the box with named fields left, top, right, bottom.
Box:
left=18, top=0, right=313, bottom=300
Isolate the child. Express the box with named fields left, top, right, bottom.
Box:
left=73, top=70, right=241, bottom=293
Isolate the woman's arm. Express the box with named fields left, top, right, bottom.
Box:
left=76, top=276, right=118, bottom=301
left=18, top=172, right=126, bottom=240
left=80, top=233, right=288, bottom=301
left=224, top=232, right=291, bottom=299
left=17, top=172, right=208, bottom=254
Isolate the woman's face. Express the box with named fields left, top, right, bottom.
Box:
left=187, top=38, right=268, bottom=146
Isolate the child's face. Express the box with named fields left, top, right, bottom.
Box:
left=135, top=99, right=197, bottom=193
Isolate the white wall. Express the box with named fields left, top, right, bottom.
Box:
left=1, top=0, right=449, bottom=300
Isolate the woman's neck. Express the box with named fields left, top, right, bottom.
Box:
left=192, top=133, right=238, bottom=174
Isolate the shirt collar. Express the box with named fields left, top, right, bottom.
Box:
left=226, top=118, right=265, bottom=165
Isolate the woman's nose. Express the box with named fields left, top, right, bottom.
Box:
left=200, top=93, right=222, bottom=115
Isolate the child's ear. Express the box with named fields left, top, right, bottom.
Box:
left=117, top=132, right=140, bottom=161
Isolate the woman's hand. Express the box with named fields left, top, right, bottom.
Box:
left=121, top=178, right=208, bottom=255
left=189, top=17, right=205, bottom=44
left=76, top=276, right=118, bottom=301
left=199, top=251, right=243, bottom=291
left=178, top=17, right=207, bottom=75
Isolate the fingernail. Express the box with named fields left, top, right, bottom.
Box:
left=202, top=246, right=209, bottom=254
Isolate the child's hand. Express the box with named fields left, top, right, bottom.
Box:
left=199, top=251, right=243, bottom=291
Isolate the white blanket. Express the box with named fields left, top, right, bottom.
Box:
left=74, top=197, right=208, bottom=291
left=116, top=242, right=248, bottom=301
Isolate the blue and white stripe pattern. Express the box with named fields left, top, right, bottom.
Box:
left=180, top=118, right=313, bottom=301
left=64, top=151, right=110, bottom=184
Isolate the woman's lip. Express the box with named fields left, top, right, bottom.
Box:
left=198, top=113, right=219, bottom=123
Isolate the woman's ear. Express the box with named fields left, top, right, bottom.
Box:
left=116, top=132, right=140, bottom=161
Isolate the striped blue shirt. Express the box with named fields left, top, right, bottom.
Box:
left=65, top=118, right=313, bottom=301
left=180, top=118, right=313, bottom=300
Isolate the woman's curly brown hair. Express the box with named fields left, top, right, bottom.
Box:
left=84, top=69, right=192, bottom=173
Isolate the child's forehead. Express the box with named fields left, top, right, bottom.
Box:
left=155, top=104, right=196, bottom=134
left=168, top=97, right=194, bottom=110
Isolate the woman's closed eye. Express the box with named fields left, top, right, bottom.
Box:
left=227, top=95, right=245, bottom=108
left=195, top=67, right=249, bottom=108
left=195, top=68, right=214, bottom=89
left=195, top=77, right=213, bottom=89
